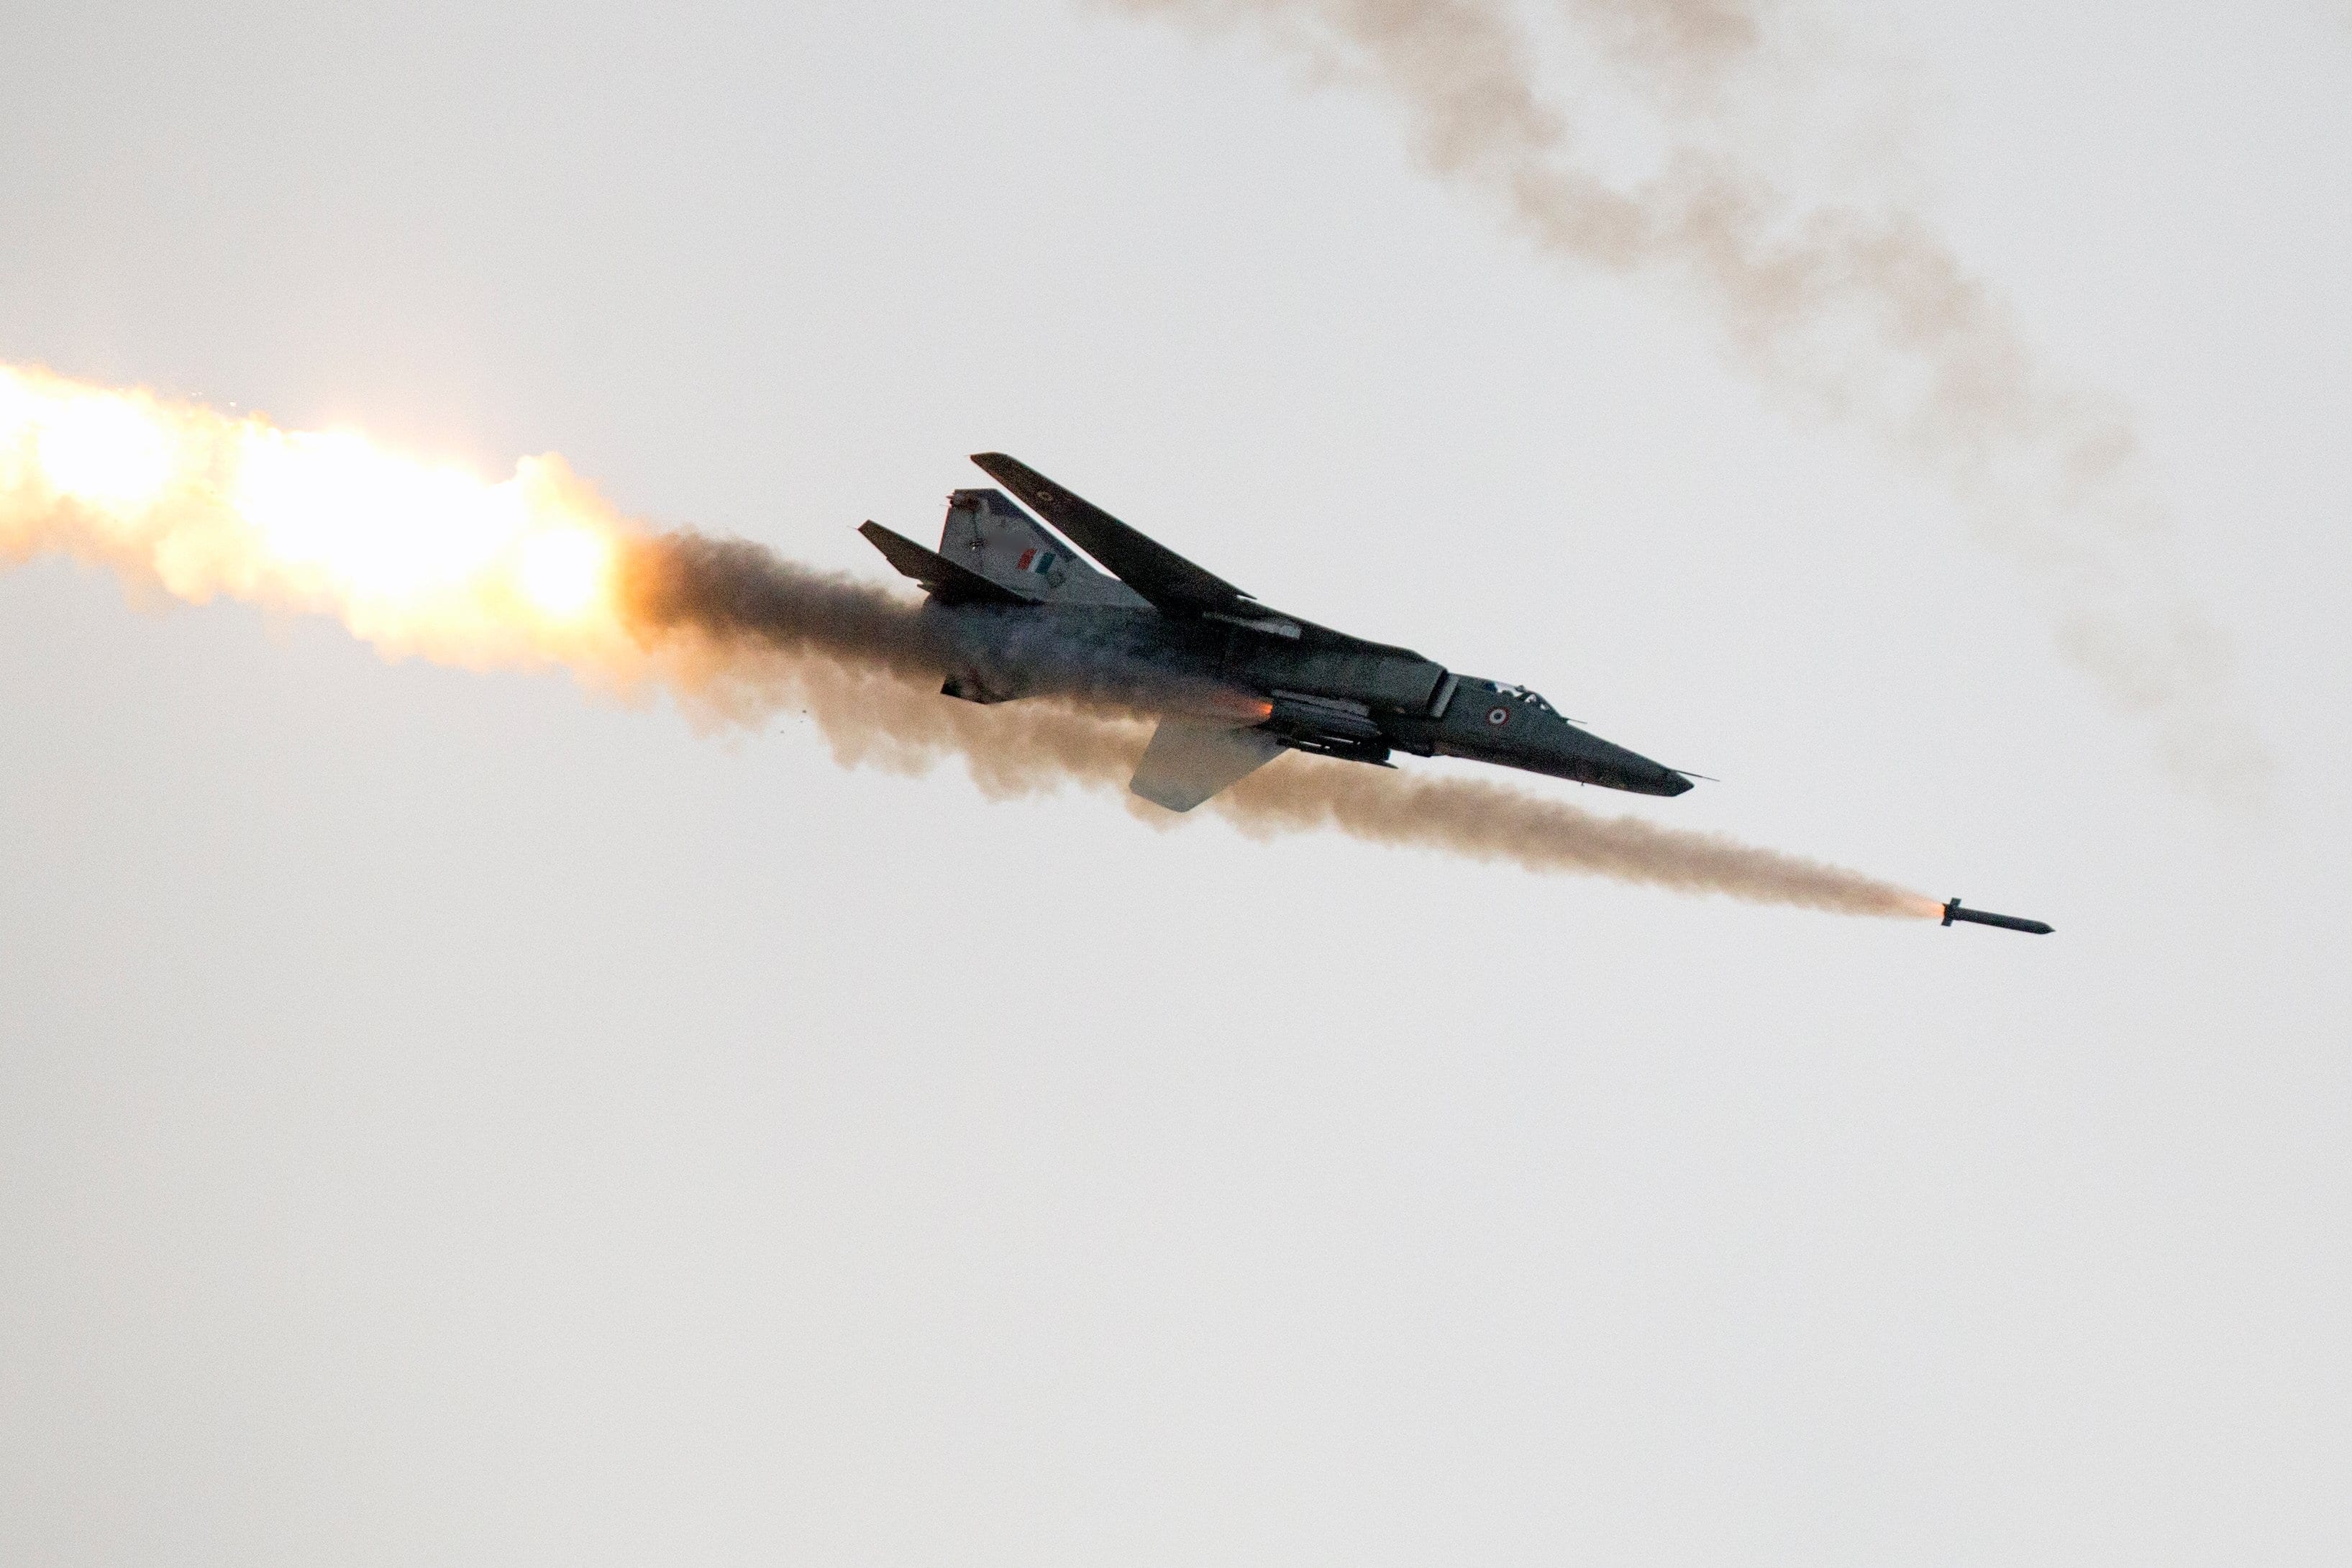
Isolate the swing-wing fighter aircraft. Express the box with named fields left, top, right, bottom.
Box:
left=858, top=453, right=1695, bottom=812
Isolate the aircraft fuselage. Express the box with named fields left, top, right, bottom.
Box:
left=921, top=600, right=1688, bottom=796
left=861, top=457, right=1694, bottom=810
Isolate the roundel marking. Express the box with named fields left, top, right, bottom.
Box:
left=1487, top=706, right=1511, bottom=727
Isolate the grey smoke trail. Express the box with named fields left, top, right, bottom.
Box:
left=1098, top=0, right=2266, bottom=801
left=620, top=528, right=1275, bottom=726
left=1559, top=0, right=1764, bottom=95
left=616, top=528, right=1938, bottom=918
left=615, top=533, right=1167, bottom=793
left=1216, top=760, right=1932, bottom=913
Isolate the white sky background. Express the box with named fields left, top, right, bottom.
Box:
left=1, top=1, right=2347, bottom=1561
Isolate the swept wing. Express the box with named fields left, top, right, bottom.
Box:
left=969, top=452, right=1436, bottom=664
left=969, top=452, right=1251, bottom=616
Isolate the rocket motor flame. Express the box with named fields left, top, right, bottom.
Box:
left=0, top=363, right=1941, bottom=920
left=0, top=364, right=629, bottom=668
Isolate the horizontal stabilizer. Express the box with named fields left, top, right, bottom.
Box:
left=1130, top=717, right=1287, bottom=812
left=859, top=520, right=1036, bottom=606
left=970, top=453, right=1252, bottom=617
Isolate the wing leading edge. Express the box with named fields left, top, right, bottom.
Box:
left=966, top=454, right=1434, bottom=667
left=969, top=452, right=1253, bottom=618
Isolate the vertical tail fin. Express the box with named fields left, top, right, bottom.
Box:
left=938, top=489, right=1143, bottom=608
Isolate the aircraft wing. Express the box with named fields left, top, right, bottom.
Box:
left=969, top=453, right=1253, bottom=617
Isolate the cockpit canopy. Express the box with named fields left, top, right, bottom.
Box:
left=1473, top=678, right=1562, bottom=718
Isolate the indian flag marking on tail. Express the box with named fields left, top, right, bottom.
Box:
left=1016, top=548, right=1058, bottom=575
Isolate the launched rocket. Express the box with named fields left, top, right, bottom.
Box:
left=1941, top=898, right=2054, bottom=935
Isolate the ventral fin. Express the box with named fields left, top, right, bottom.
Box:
left=1129, top=717, right=1287, bottom=812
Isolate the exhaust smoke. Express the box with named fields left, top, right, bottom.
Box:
left=1, top=363, right=1937, bottom=920
left=1099, top=0, right=2266, bottom=803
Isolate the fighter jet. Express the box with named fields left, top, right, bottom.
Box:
left=859, top=454, right=1695, bottom=812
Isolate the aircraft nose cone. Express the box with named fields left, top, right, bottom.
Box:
left=1551, top=721, right=1697, bottom=796
left=1622, top=759, right=1695, bottom=796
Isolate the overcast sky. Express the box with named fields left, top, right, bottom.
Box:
left=3, top=1, right=2348, bottom=1562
